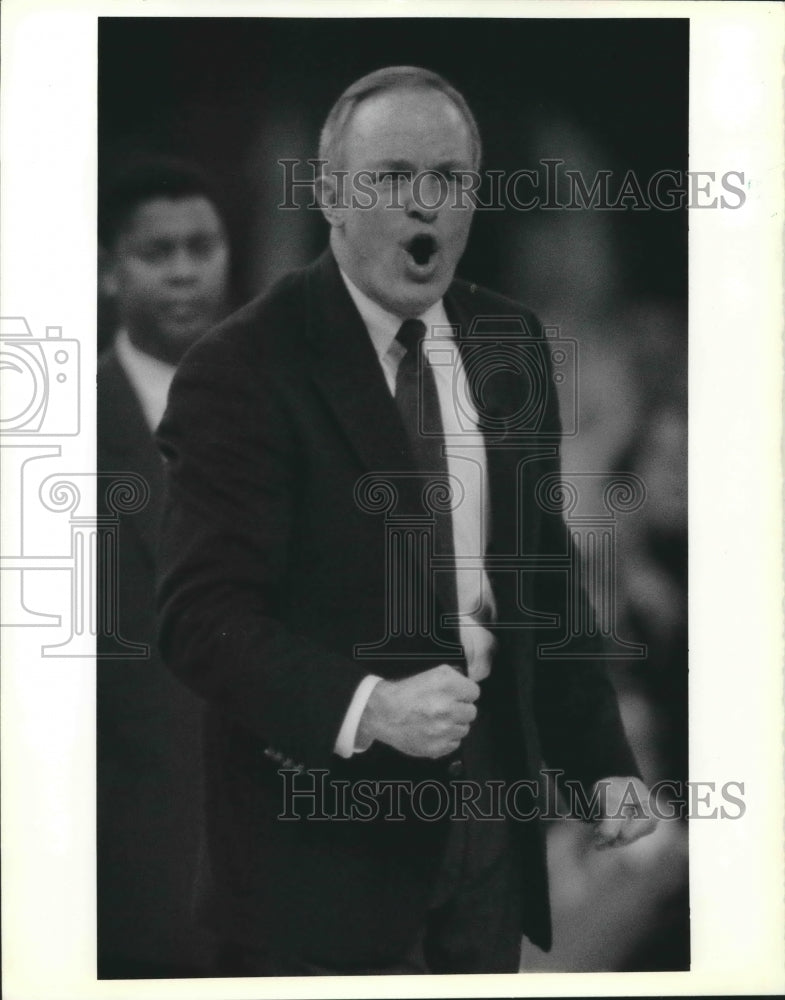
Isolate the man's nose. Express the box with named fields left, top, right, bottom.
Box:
left=405, top=171, right=447, bottom=223
left=166, top=248, right=200, bottom=281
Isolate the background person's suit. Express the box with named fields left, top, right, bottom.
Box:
left=97, top=347, right=212, bottom=977
left=156, top=249, right=641, bottom=968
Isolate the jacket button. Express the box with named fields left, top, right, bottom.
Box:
left=447, top=759, right=464, bottom=778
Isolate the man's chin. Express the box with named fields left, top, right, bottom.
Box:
left=161, top=321, right=211, bottom=342
left=385, top=274, right=450, bottom=318
left=153, top=323, right=212, bottom=361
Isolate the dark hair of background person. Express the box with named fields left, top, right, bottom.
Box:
left=99, top=155, right=231, bottom=250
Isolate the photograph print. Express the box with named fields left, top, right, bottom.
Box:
left=96, top=15, right=690, bottom=978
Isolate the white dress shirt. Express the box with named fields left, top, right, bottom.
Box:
left=334, top=272, right=498, bottom=758
left=114, top=328, right=177, bottom=433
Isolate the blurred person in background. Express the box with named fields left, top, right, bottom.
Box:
left=500, top=116, right=688, bottom=972
left=96, top=157, right=231, bottom=977
left=155, top=67, right=657, bottom=977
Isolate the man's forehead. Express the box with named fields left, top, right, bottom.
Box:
left=347, top=86, right=472, bottom=154
left=122, top=196, right=223, bottom=239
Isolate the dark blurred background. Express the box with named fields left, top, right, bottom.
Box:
left=98, top=16, right=688, bottom=975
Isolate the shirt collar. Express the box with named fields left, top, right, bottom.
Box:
left=114, top=328, right=178, bottom=432
left=338, top=268, right=449, bottom=362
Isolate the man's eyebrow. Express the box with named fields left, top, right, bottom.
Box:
left=372, top=160, right=416, bottom=172
left=133, top=235, right=175, bottom=246
left=371, top=160, right=471, bottom=176
left=133, top=226, right=220, bottom=244
left=431, top=160, right=473, bottom=173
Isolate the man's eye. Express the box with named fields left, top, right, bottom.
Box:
left=136, top=245, right=170, bottom=264
left=188, top=235, right=220, bottom=257
left=378, top=171, right=413, bottom=185
left=427, top=170, right=460, bottom=186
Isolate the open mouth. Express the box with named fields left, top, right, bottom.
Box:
left=405, top=234, right=437, bottom=267
left=165, top=301, right=201, bottom=317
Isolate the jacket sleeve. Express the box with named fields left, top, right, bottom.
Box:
left=155, top=328, right=370, bottom=772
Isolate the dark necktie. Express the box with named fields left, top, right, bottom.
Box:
left=393, top=319, right=459, bottom=639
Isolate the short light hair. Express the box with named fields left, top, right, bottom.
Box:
left=318, top=66, right=482, bottom=172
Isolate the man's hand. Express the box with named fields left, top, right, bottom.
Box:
left=356, top=664, right=479, bottom=759
left=592, top=776, right=659, bottom=849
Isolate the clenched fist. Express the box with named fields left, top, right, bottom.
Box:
left=357, top=664, right=479, bottom=759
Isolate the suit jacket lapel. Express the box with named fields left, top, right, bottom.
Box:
left=443, top=287, right=528, bottom=440
left=304, top=254, right=535, bottom=558
left=305, top=250, right=415, bottom=477
left=97, top=349, right=165, bottom=561
left=443, top=288, right=523, bottom=557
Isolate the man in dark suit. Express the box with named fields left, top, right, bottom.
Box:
left=97, top=158, right=231, bottom=976
left=156, top=67, right=656, bottom=976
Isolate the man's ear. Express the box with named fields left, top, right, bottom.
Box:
left=99, top=246, right=119, bottom=297
left=318, top=171, right=345, bottom=229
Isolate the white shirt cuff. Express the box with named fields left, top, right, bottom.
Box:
left=333, top=675, right=383, bottom=758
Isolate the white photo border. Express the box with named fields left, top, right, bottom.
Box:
left=1, top=1, right=783, bottom=996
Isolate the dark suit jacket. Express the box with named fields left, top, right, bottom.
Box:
left=156, top=249, right=640, bottom=966
left=97, top=347, right=212, bottom=977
